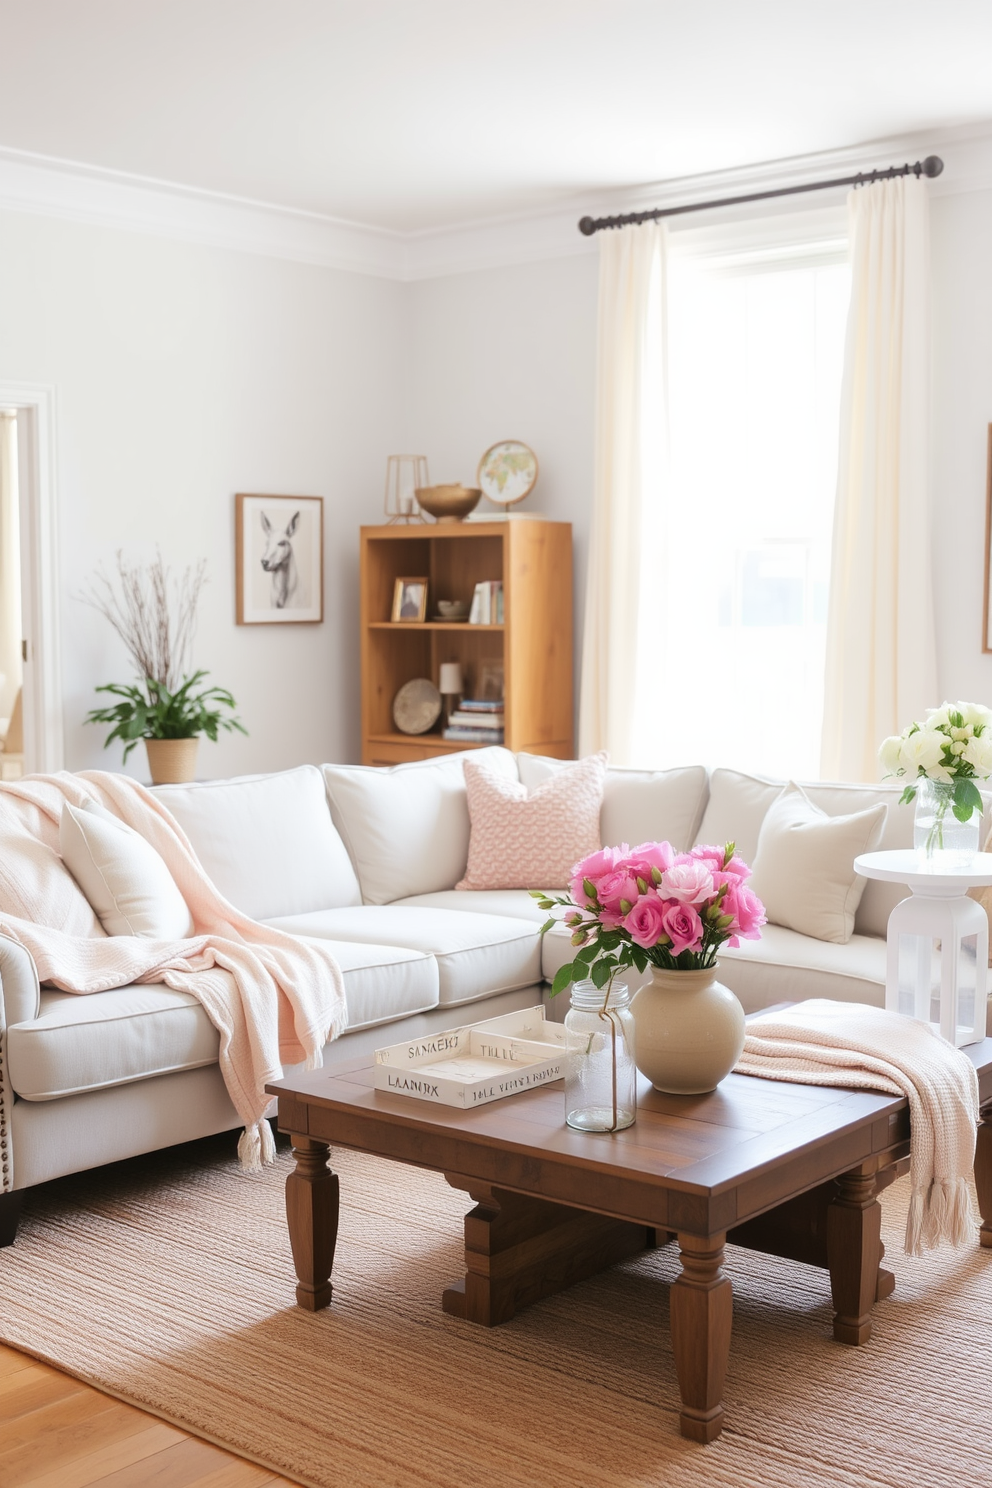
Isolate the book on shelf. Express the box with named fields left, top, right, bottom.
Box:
left=468, top=580, right=504, bottom=624
left=456, top=697, right=504, bottom=713
left=443, top=725, right=505, bottom=743
left=448, top=709, right=504, bottom=730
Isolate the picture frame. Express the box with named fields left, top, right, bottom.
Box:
left=391, top=576, right=429, bottom=623
left=984, top=427, right=992, bottom=652
left=236, top=493, right=323, bottom=625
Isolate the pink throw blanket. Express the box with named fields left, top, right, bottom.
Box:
left=0, top=772, right=348, bottom=1167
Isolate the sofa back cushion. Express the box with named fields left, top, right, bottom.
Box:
left=695, top=767, right=992, bottom=938
left=154, top=766, right=361, bottom=921
left=517, top=755, right=709, bottom=858
left=322, top=748, right=518, bottom=905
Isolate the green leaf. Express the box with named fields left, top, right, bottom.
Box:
left=899, top=785, right=918, bottom=806
left=573, top=942, right=598, bottom=964
left=953, top=777, right=983, bottom=822
left=539, top=918, right=556, bottom=936
left=550, top=963, right=575, bottom=998
left=591, top=958, right=612, bottom=988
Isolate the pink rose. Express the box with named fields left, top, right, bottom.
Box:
left=659, top=860, right=715, bottom=905
left=569, top=844, right=629, bottom=908
left=625, top=841, right=676, bottom=878
left=594, top=868, right=642, bottom=911
left=690, top=844, right=726, bottom=873
left=660, top=900, right=703, bottom=956
left=715, top=881, right=765, bottom=944
left=622, top=894, right=669, bottom=948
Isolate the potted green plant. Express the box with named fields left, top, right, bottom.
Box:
left=82, top=552, right=246, bottom=783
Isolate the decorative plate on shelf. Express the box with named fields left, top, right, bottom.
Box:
left=477, top=440, right=538, bottom=507
left=393, top=678, right=442, bottom=735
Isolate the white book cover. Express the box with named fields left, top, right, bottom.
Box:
left=374, top=1006, right=565, bottom=1108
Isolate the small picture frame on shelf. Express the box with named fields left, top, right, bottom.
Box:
left=391, top=577, right=429, bottom=623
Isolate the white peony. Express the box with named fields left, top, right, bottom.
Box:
left=899, top=729, right=947, bottom=776
left=925, top=702, right=953, bottom=729
left=956, top=700, right=992, bottom=732
left=964, top=734, right=992, bottom=776
left=878, top=735, right=904, bottom=775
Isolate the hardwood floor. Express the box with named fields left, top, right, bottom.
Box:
left=0, top=1344, right=300, bottom=1488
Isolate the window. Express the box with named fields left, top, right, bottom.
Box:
left=633, top=215, right=850, bottom=778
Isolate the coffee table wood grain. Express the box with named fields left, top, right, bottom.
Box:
left=267, top=1037, right=992, bottom=1443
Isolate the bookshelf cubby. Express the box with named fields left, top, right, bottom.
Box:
left=360, top=520, right=573, bottom=765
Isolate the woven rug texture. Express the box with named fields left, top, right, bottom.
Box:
left=0, top=1131, right=990, bottom=1488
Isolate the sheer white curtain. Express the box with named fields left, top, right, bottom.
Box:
left=820, top=177, right=936, bottom=781
left=578, top=223, right=667, bottom=762
left=0, top=411, right=22, bottom=721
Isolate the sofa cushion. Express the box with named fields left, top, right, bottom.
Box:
left=717, top=924, right=888, bottom=1013
left=60, top=801, right=195, bottom=939
left=154, top=766, right=361, bottom=920
left=748, top=783, right=886, bottom=944
left=518, top=755, right=709, bottom=852
left=264, top=905, right=541, bottom=1008
left=458, top=752, right=607, bottom=890
left=395, top=889, right=551, bottom=923
left=7, top=941, right=439, bottom=1100
left=322, top=748, right=518, bottom=905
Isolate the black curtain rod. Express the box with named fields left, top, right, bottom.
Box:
left=578, top=155, right=944, bottom=236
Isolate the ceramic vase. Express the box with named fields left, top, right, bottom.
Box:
left=145, top=737, right=199, bottom=785
left=629, top=964, right=745, bottom=1095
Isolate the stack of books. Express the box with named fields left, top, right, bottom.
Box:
left=443, top=697, right=505, bottom=743
left=468, top=581, right=504, bottom=624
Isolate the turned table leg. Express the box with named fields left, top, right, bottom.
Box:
left=670, top=1232, right=733, bottom=1443
left=285, top=1137, right=338, bottom=1311
left=828, top=1169, right=881, bottom=1345
left=977, top=1104, right=992, bottom=1249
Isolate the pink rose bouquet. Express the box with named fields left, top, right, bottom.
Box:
left=532, top=840, right=766, bottom=997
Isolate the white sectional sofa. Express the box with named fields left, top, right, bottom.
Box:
left=1, top=747, right=986, bottom=1242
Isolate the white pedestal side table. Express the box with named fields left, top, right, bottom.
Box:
left=854, top=849, right=992, bottom=1048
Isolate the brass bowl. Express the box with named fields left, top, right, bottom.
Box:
left=415, top=484, right=482, bottom=523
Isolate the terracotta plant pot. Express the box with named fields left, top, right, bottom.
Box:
left=145, top=737, right=199, bottom=785
left=629, top=963, right=745, bottom=1094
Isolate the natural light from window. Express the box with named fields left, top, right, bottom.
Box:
left=634, top=240, right=850, bottom=780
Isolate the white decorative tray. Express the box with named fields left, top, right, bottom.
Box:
left=374, top=1005, right=565, bottom=1108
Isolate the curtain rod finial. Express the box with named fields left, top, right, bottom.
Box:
left=923, top=155, right=944, bottom=178
left=578, top=215, right=597, bottom=236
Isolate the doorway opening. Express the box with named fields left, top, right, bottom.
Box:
left=0, top=385, right=63, bottom=775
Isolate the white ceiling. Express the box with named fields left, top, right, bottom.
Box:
left=1, top=0, right=991, bottom=234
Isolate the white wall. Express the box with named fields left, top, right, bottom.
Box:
left=405, top=252, right=599, bottom=713
left=0, top=210, right=405, bottom=775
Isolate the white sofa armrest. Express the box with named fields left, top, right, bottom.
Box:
left=0, top=935, right=40, bottom=1028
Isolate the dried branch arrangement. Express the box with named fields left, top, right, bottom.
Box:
left=81, top=551, right=207, bottom=689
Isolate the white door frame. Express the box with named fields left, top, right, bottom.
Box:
left=0, top=382, right=63, bottom=773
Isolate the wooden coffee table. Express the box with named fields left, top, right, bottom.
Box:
left=267, top=1037, right=992, bottom=1443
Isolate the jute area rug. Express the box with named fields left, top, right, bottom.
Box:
left=0, top=1132, right=990, bottom=1488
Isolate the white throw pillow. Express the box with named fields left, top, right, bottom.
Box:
left=154, top=766, right=362, bottom=920
left=747, top=782, right=886, bottom=945
left=60, top=800, right=195, bottom=939
left=323, top=748, right=518, bottom=905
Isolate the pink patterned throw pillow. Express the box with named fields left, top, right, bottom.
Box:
left=457, top=752, right=608, bottom=890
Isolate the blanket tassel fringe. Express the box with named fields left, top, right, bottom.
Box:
left=238, top=1119, right=277, bottom=1173
left=905, top=1177, right=976, bottom=1256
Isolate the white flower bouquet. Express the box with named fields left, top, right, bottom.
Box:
left=879, top=701, right=992, bottom=851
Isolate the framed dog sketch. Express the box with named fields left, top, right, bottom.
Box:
left=236, top=493, right=324, bottom=625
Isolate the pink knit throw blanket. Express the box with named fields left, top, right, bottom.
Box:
left=0, top=771, right=348, bottom=1168
left=737, top=1000, right=979, bottom=1255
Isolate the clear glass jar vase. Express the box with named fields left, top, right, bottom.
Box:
left=914, top=777, right=980, bottom=862
left=564, top=979, right=636, bottom=1133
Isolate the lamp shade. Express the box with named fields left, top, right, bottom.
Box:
left=439, top=662, right=463, bottom=696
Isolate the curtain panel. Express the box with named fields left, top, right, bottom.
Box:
left=578, top=222, right=667, bottom=763
left=820, top=177, right=936, bottom=782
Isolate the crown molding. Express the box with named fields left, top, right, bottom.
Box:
left=2, top=120, right=992, bottom=284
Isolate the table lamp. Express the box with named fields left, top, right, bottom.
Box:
left=439, top=662, right=463, bottom=724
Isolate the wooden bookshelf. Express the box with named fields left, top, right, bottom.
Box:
left=360, top=520, right=573, bottom=765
